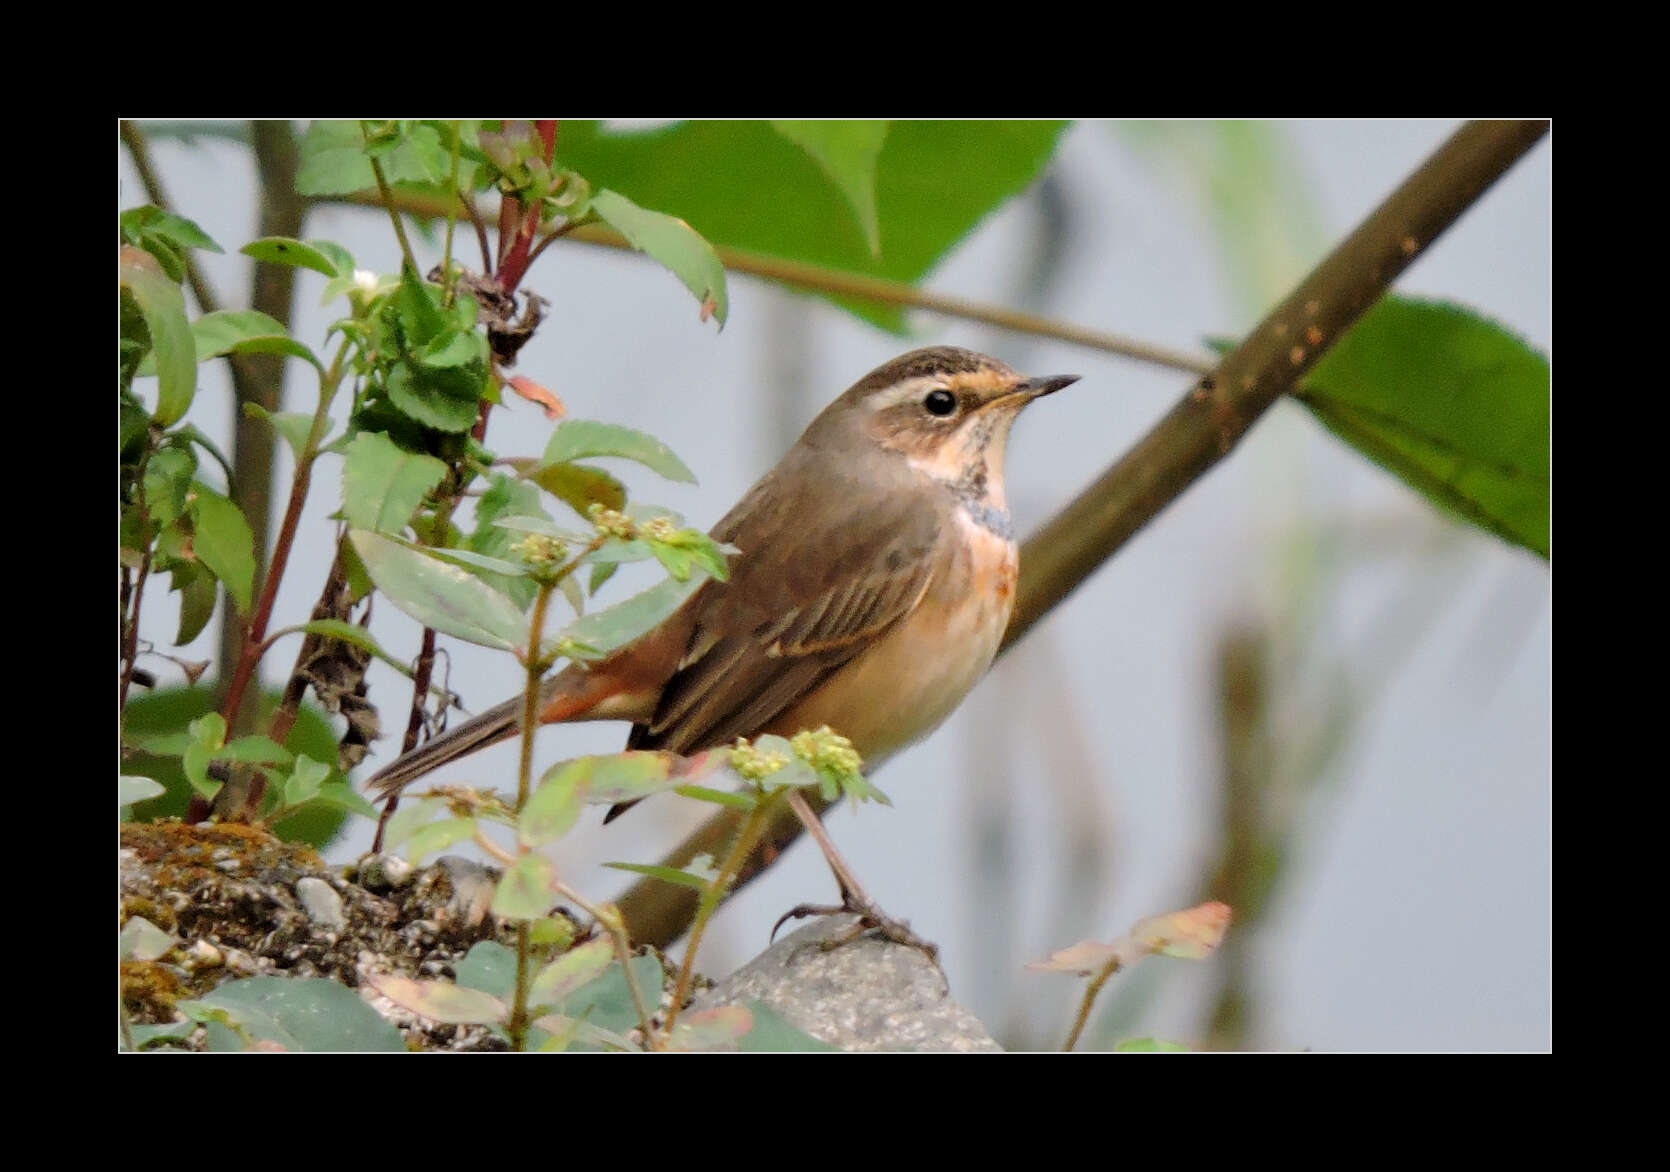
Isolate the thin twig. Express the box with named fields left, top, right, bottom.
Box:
left=441, top=123, right=462, bottom=307
left=1062, top=955, right=1123, bottom=1052
left=554, top=882, right=661, bottom=1051
left=362, top=125, right=418, bottom=274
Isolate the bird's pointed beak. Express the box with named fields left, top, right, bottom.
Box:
left=1015, top=373, right=1080, bottom=400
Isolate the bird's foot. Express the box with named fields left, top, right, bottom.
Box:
left=772, top=893, right=940, bottom=965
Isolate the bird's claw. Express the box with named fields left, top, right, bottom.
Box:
left=772, top=896, right=940, bottom=965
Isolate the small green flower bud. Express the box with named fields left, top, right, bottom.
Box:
left=729, top=738, right=791, bottom=783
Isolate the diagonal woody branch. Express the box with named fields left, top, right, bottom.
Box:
left=614, top=118, right=1551, bottom=950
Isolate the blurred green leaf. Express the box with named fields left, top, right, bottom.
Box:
left=406, top=816, right=477, bottom=863
left=591, top=188, right=728, bottom=328
left=296, top=120, right=452, bottom=196
left=383, top=362, right=482, bottom=433
left=363, top=972, right=505, bottom=1026
left=120, top=688, right=352, bottom=848
left=527, top=751, right=720, bottom=845
left=121, top=247, right=196, bottom=427
left=312, top=781, right=380, bottom=820
left=120, top=205, right=224, bottom=254
left=169, top=560, right=217, bottom=645
left=188, top=976, right=407, bottom=1051
left=189, top=489, right=256, bottom=613
left=240, top=236, right=340, bottom=277
left=1114, top=1037, right=1192, bottom=1053
left=282, top=755, right=330, bottom=807
left=735, top=1000, right=838, bottom=1052
left=541, top=419, right=696, bottom=484
left=491, top=853, right=557, bottom=919
left=1298, top=297, right=1550, bottom=558
left=243, top=403, right=318, bottom=461
left=182, top=310, right=320, bottom=372
left=522, top=460, right=628, bottom=519
left=342, top=432, right=448, bottom=535
left=556, top=956, right=663, bottom=1048
left=557, top=120, right=1068, bottom=331
left=217, top=735, right=292, bottom=765
left=119, top=774, right=166, bottom=806
left=528, top=938, right=615, bottom=1008
left=602, top=861, right=716, bottom=892
left=769, top=121, right=888, bottom=255
left=350, top=529, right=528, bottom=652
left=456, top=940, right=515, bottom=998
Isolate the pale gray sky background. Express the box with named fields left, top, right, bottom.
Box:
left=123, top=120, right=1551, bottom=1051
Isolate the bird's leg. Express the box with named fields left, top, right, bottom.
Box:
left=771, top=790, right=940, bottom=964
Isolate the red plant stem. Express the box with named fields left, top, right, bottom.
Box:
left=494, top=121, right=559, bottom=295
left=217, top=454, right=312, bottom=733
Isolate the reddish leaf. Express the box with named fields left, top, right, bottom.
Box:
left=505, top=375, right=565, bottom=420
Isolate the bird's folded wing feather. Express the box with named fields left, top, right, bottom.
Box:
left=628, top=452, right=942, bottom=755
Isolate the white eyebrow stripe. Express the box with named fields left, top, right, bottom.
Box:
left=872, top=376, right=947, bottom=408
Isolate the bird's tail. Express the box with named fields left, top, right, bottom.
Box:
left=363, top=694, right=526, bottom=801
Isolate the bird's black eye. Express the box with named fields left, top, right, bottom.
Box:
left=923, top=388, right=957, bottom=416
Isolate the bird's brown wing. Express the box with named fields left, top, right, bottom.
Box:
left=627, top=448, right=943, bottom=756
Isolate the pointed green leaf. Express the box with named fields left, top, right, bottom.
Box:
left=540, top=420, right=696, bottom=484
left=383, top=361, right=482, bottom=433
left=120, top=205, right=224, bottom=254
left=243, top=403, right=318, bottom=461
left=189, top=490, right=256, bottom=613
left=602, top=861, right=717, bottom=892
left=456, top=940, right=516, bottom=998
left=381, top=796, right=445, bottom=849
left=191, top=976, right=407, bottom=1051
left=281, top=755, right=331, bottom=807
left=296, top=120, right=452, bottom=197
left=350, top=529, right=528, bottom=652
left=528, top=938, right=615, bottom=1007
left=121, top=246, right=195, bottom=427
left=1298, top=297, right=1550, bottom=559
left=169, top=561, right=217, bottom=645
left=523, top=460, right=628, bottom=519
left=736, top=1000, right=838, bottom=1052
left=491, top=852, right=557, bottom=920
left=547, top=571, right=708, bottom=661
left=240, top=236, right=340, bottom=277
left=673, top=783, right=757, bottom=810
left=591, top=188, right=728, bottom=328
left=342, top=432, right=449, bottom=535
left=311, top=781, right=381, bottom=820
left=770, top=121, right=888, bottom=255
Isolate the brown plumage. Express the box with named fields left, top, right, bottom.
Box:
left=363, top=347, right=1076, bottom=816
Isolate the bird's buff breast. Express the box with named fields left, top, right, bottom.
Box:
left=767, top=508, right=1017, bottom=766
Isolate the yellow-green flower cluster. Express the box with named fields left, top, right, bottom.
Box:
left=587, top=503, right=638, bottom=540
left=510, top=533, right=565, bottom=568
left=728, top=737, right=791, bottom=782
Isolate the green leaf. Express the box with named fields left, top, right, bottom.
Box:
left=383, top=361, right=482, bottom=433
left=491, top=852, right=557, bottom=919
left=668, top=1005, right=755, bottom=1051
left=217, top=735, right=293, bottom=765
left=169, top=562, right=217, bottom=645
left=296, top=120, right=452, bottom=196
left=191, top=977, right=406, bottom=1050
left=119, top=774, right=166, bottom=806
left=555, top=956, right=664, bottom=1046
left=456, top=940, right=516, bottom=999
left=362, top=972, right=506, bottom=1028
left=186, top=310, right=320, bottom=372
left=540, top=419, right=696, bottom=484
left=121, top=246, right=196, bottom=427
left=591, top=188, right=728, bottom=328
left=307, top=239, right=355, bottom=278
left=546, top=571, right=708, bottom=662
left=1298, top=297, right=1550, bottom=558
left=282, top=755, right=331, bottom=807
left=1114, top=1037, right=1192, bottom=1053
left=769, top=121, right=888, bottom=255
left=602, top=861, right=716, bottom=893
left=529, top=752, right=720, bottom=838
left=406, top=816, right=478, bottom=863
left=243, top=403, right=318, bottom=461
left=350, top=529, right=529, bottom=652
left=240, top=236, right=340, bottom=278
left=418, top=329, right=486, bottom=369
left=380, top=797, right=446, bottom=850
left=522, top=460, right=628, bottom=519
left=342, top=431, right=449, bottom=535
left=189, top=490, right=256, bottom=613
left=120, top=205, right=224, bottom=254
left=311, top=781, right=381, bottom=820
left=420, top=547, right=531, bottom=578
left=528, top=938, right=615, bottom=1008
left=673, top=783, right=757, bottom=810
left=120, top=915, right=175, bottom=961
left=735, top=1000, right=838, bottom=1052
left=556, top=120, right=1068, bottom=331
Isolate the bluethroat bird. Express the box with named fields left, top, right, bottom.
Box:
left=365, top=346, right=1078, bottom=950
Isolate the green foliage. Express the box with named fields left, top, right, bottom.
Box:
left=1297, top=297, right=1551, bottom=558
left=178, top=977, right=407, bottom=1052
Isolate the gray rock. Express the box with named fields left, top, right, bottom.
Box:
left=295, top=876, right=347, bottom=930
left=695, top=915, right=1001, bottom=1052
